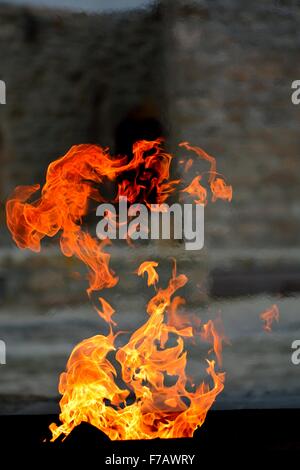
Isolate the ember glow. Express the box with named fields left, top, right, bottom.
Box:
left=6, top=139, right=232, bottom=441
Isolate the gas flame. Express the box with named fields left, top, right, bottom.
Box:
left=260, top=304, right=280, bottom=332
left=6, top=140, right=231, bottom=441
left=49, top=261, right=225, bottom=441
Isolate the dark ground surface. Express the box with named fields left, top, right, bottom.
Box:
left=1, top=410, right=300, bottom=463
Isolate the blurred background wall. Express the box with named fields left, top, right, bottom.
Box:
left=0, top=0, right=300, bottom=413
left=1, top=1, right=299, bottom=261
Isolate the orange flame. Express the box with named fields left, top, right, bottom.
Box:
left=180, top=142, right=232, bottom=205
left=50, top=262, right=225, bottom=441
left=5, top=140, right=231, bottom=441
left=200, top=318, right=227, bottom=367
left=182, top=175, right=207, bottom=205
left=211, top=178, right=233, bottom=202
left=136, top=261, right=159, bottom=286
left=260, top=304, right=279, bottom=332
left=95, top=297, right=116, bottom=326
left=184, top=158, right=193, bottom=173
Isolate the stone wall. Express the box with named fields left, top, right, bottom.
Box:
left=1, top=0, right=300, bottom=250
left=163, top=0, right=300, bottom=252
left=0, top=1, right=300, bottom=302
left=0, top=4, right=164, bottom=201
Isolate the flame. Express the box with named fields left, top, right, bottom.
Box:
left=184, top=158, right=193, bottom=173
left=182, top=175, right=207, bottom=205
left=180, top=142, right=232, bottom=205
left=50, top=262, right=225, bottom=441
left=5, top=140, right=231, bottom=441
left=211, top=178, right=233, bottom=202
left=260, top=304, right=279, bottom=332
left=136, top=261, right=159, bottom=286
left=200, top=318, right=227, bottom=368
left=95, top=298, right=116, bottom=326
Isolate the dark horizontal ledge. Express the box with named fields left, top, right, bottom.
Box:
left=1, top=409, right=300, bottom=457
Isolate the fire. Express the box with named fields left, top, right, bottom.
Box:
left=50, top=261, right=225, bottom=441
left=95, top=297, right=116, bottom=326
left=200, top=318, right=227, bottom=368
left=182, top=175, right=207, bottom=205
left=136, top=261, right=159, bottom=286
left=6, top=139, right=231, bottom=441
left=260, top=304, right=280, bottom=332
left=180, top=142, right=232, bottom=205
